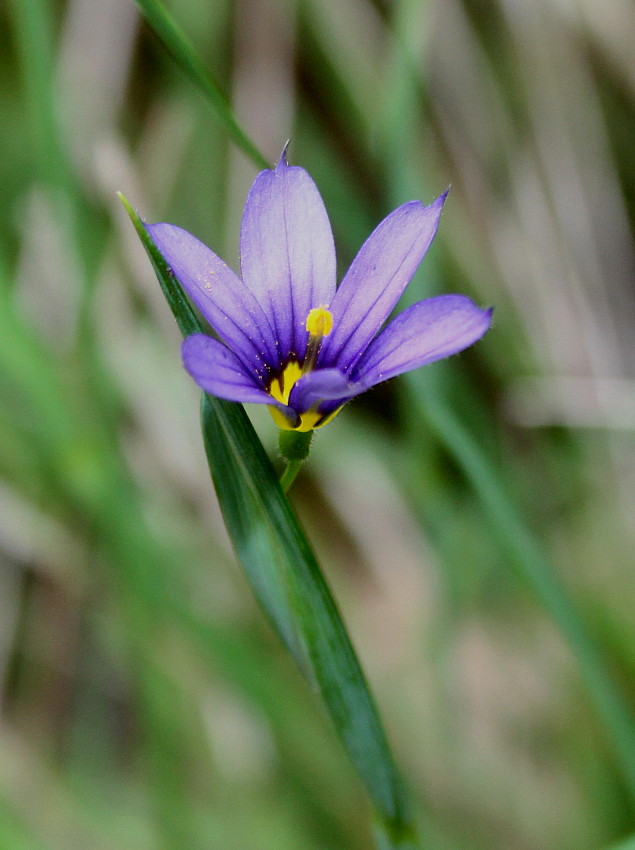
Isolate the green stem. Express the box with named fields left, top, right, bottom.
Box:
left=278, top=429, right=313, bottom=492
left=279, top=459, right=304, bottom=493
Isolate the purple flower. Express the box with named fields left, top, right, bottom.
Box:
left=146, top=151, right=492, bottom=431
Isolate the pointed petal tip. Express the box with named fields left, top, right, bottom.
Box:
left=276, top=140, right=291, bottom=170
left=480, top=304, right=495, bottom=331
left=404, top=188, right=449, bottom=219
left=425, top=188, right=450, bottom=212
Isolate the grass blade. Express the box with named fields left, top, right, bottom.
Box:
left=133, top=0, right=269, bottom=169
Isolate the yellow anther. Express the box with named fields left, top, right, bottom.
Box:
left=306, top=306, right=333, bottom=338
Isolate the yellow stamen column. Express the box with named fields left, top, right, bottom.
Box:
left=303, top=306, right=334, bottom=374
left=277, top=306, right=334, bottom=490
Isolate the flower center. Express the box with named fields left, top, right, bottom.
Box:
left=267, top=306, right=340, bottom=432
left=268, top=361, right=303, bottom=407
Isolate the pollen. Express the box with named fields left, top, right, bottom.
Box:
left=306, top=306, right=333, bottom=338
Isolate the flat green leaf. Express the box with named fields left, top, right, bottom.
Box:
left=122, top=197, right=417, bottom=847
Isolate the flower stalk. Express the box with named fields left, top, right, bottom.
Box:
left=278, top=429, right=314, bottom=492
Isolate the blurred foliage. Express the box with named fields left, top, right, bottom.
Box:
left=2, top=0, right=635, bottom=848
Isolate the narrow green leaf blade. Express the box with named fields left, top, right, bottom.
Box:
left=132, top=0, right=269, bottom=170
left=199, top=394, right=413, bottom=838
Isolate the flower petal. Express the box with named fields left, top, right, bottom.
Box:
left=352, top=295, right=492, bottom=386
left=320, top=193, right=447, bottom=374
left=182, top=334, right=296, bottom=422
left=147, top=223, right=278, bottom=377
left=240, top=153, right=337, bottom=361
left=289, top=368, right=361, bottom=413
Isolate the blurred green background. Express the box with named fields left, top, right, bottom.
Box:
left=3, top=0, right=635, bottom=848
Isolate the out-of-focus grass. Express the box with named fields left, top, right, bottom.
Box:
left=2, top=0, right=635, bottom=848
